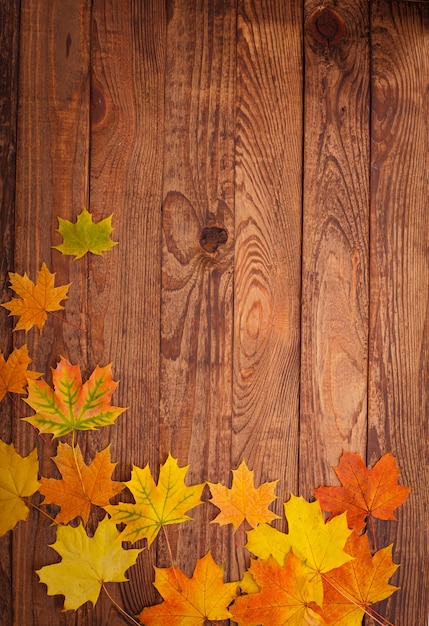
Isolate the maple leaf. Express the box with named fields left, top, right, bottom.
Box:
left=321, top=532, right=399, bottom=625
left=230, top=552, right=324, bottom=626
left=0, top=440, right=40, bottom=536
left=314, top=451, right=411, bottom=533
left=246, top=522, right=292, bottom=565
left=208, top=460, right=279, bottom=532
left=53, top=208, right=118, bottom=259
left=137, top=552, right=238, bottom=625
left=285, top=495, right=353, bottom=576
left=105, top=453, right=204, bottom=546
left=23, top=356, right=126, bottom=437
left=39, top=443, right=124, bottom=525
left=0, top=345, right=42, bottom=401
left=1, top=263, right=70, bottom=332
left=36, top=516, right=142, bottom=610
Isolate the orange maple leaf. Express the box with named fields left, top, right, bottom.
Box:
left=137, top=552, right=238, bottom=625
left=208, top=460, right=279, bottom=532
left=321, top=532, right=399, bottom=624
left=314, top=451, right=411, bottom=532
left=230, top=551, right=324, bottom=625
left=0, top=345, right=41, bottom=401
left=39, top=443, right=124, bottom=525
left=1, top=263, right=71, bottom=332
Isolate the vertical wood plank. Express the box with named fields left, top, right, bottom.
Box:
left=369, top=2, right=429, bottom=623
left=234, top=0, right=303, bottom=519
left=0, top=1, right=20, bottom=622
left=90, top=0, right=165, bottom=615
left=12, top=1, right=91, bottom=624
left=160, top=0, right=236, bottom=576
left=300, top=0, right=370, bottom=495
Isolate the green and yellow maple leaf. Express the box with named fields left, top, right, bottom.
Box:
left=1, top=263, right=70, bottom=332
left=37, top=516, right=142, bottom=610
left=208, top=460, right=279, bottom=532
left=137, top=552, right=238, bottom=625
left=39, top=443, right=124, bottom=525
left=105, top=453, right=204, bottom=546
left=0, top=440, right=40, bottom=536
left=53, top=208, right=118, bottom=259
left=23, top=356, right=126, bottom=437
left=0, top=344, right=42, bottom=401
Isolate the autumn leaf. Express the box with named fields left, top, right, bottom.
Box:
left=39, top=443, right=124, bottom=525
left=208, top=460, right=279, bottom=532
left=1, top=263, right=70, bottom=332
left=246, top=522, right=292, bottom=565
left=285, top=495, right=353, bottom=576
left=0, top=440, right=40, bottom=536
left=53, top=208, right=118, bottom=259
left=23, top=356, right=126, bottom=437
left=0, top=345, right=42, bottom=401
left=321, top=532, right=399, bottom=625
left=230, top=552, right=324, bottom=626
left=314, top=451, right=411, bottom=533
left=137, top=552, right=238, bottom=625
left=36, top=516, right=142, bottom=611
left=105, top=453, right=204, bottom=546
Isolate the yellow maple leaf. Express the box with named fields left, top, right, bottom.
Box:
left=1, top=262, right=71, bottom=332
left=36, top=517, right=142, bottom=610
left=0, top=440, right=40, bottom=536
left=137, top=552, right=238, bottom=625
left=39, top=443, right=124, bottom=525
left=105, top=453, right=204, bottom=546
left=285, top=495, right=353, bottom=576
left=230, top=552, right=324, bottom=626
left=208, top=460, right=279, bottom=532
left=246, top=522, right=291, bottom=564
left=0, top=345, right=42, bottom=401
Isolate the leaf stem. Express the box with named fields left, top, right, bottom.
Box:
left=24, top=498, right=58, bottom=525
left=321, top=573, right=395, bottom=626
left=162, top=526, right=182, bottom=592
left=102, top=583, right=142, bottom=625
left=48, top=310, right=86, bottom=333
left=71, top=430, right=89, bottom=499
left=7, top=392, right=27, bottom=417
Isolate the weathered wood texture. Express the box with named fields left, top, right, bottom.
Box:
left=369, top=2, right=429, bottom=623
left=0, top=0, right=427, bottom=624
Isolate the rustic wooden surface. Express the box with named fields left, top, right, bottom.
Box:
left=0, top=1, right=428, bottom=625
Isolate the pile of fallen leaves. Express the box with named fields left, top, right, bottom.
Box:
left=0, top=209, right=411, bottom=625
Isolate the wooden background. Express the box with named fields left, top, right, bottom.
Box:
left=0, top=0, right=428, bottom=624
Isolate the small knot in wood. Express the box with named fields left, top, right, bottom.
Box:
left=308, top=7, right=345, bottom=46
left=199, top=226, right=228, bottom=253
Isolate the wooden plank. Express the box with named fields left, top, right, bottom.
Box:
left=11, top=1, right=91, bottom=624
left=160, top=0, right=236, bottom=577
left=300, top=0, right=370, bottom=496
left=369, top=2, right=429, bottom=623
left=89, top=0, right=165, bottom=617
left=0, top=1, right=20, bottom=622
left=233, top=0, right=303, bottom=524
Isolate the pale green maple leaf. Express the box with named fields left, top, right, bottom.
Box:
left=53, top=208, right=118, bottom=259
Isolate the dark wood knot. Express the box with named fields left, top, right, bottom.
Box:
left=200, top=226, right=228, bottom=253
left=308, top=7, right=345, bottom=46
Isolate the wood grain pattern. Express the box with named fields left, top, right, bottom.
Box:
left=12, top=2, right=91, bottom=625
left=234, top=0, right=302, bottom=519
left=300, top=0, right=370, bottom=496
left=160, top=0, right=236, bottom=579
left=89, top=0, right=165, bottom=616
left=0, top=1, right=19, bottom=622
left=369, top=2, right=429, bottom=623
